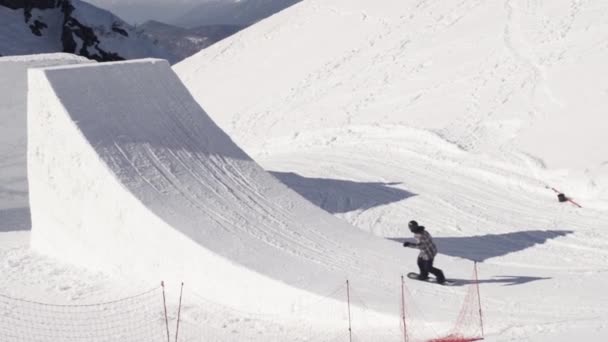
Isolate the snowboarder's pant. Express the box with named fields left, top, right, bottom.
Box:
left=417, top=257, right=445, bottom=282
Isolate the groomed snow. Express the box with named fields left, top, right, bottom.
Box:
left=174, top=0, right=608, bottom=208
left=20, top=57, right=608, bottom=340
left=1, top=1, right=608, bottom=340
left=170, top=0, right=608, bottom=339
left=27, top=59, right=454, bottom=321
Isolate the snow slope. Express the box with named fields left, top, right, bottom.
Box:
left=174, top=0, right=608, bottom=206
left=253, top=124, right=608, bottom=341
left=27, top=59, right=459, bottom=318
left=1, top=1, right=608, bottom=340
left=0, top=52, right=606, bottom=340
left=170, top=0, right=608, bottom=339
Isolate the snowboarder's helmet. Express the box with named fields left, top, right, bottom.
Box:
left=408, top=220, right=418, bottom=231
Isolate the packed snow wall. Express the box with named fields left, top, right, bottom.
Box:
left=0, top=54, right=90, bottom=212
left=27, top=59, right=414, bottom=316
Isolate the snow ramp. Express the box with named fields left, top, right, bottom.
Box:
left=27, top=59, right=412, bottom=315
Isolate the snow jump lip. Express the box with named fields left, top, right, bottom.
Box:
left=27, top=58, right=411, bottom=315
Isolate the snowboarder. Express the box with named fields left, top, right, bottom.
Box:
left=403, top=220, right=446, bottom=284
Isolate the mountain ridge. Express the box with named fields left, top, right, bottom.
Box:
left=139, top=19, right=241, bottom=63
left=171, top=0, right=302, bottom=28
left=0, top=0, right=173, bottom=62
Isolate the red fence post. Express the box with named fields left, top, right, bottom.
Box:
left=174, top=282, right=184, bottom=342
left=161, top=281, right=171, bottom=342
left=474, top=262, right=484, bottom=339
left=401, top=275, right=408, bottom=342
left=346, top=280, right=353, bottom=342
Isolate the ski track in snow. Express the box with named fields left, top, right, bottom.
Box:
left=2, top=0, right=608, bottom=340
left=24, top=60, right=449, bottom=326
left=253, top=124, right=608, bottom=339
left=175, top=0, right=608, bottom=194
left=2, top=79, right=608, bottom=341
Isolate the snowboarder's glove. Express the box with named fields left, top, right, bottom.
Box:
left=403, top=242, right=411, bottom=247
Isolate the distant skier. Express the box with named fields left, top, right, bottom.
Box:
left=403, top=220, right=446, bottom=284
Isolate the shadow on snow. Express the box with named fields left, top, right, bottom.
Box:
left=271, top=171, right=416, bottom=214
left=0, top=207, right=31, bottom=232
left=448, top=275, right=552, bottom=287
left=391, top=230, right=572, bottom=286
left=389, top=229, right=573, bottom=262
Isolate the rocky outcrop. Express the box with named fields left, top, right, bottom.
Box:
left=0, top=0, right=60, bottom=23
left=29, top=19, right=48, bottom=36
left=111, top=24, right=128, bottom=37
left=0, top=0, right=58, bottom=11
left=59, top=1, right=123, bottom=61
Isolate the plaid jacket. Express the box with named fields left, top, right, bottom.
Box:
left=413, top=230, right=437, bottom=260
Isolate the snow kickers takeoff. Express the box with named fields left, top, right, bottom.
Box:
left=27, top=59, right=421, bottom=316
left=546, top=185, right=582, bottom=208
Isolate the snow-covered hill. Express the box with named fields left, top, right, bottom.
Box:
left=2, top=0, right=608, bottom=341
left=0, top=0, right=173, bottom=62
left=175, top=0, right=608, bottom=207
left=171, top=2, right=608, bottom=338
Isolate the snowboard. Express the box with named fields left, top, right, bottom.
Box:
left=407, top=272, right=455, bottom=286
